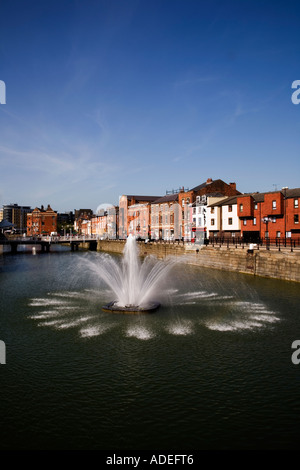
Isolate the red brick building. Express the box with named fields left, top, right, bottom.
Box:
left=208, top=188, right=300, bottom=242
left=27, top=205, right=57, bottom=236
left=74, top=209, right=93, bottom=235
left=238, top=188, right=300, bottom=241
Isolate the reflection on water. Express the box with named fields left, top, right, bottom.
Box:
left=0, top=248, right=300, bottom=450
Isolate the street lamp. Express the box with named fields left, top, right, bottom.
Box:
left=282, top=186, right=288, bottom=245
left=262, top=217, right=272, bottom=249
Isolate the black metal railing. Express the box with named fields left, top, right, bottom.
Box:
left=208, top=237, right=299, bottom=252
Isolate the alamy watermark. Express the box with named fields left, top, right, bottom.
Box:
left=0, top=80, right=6, bottom=104
left=291, top=80, right=300, bottom=105
left=0, top=340, right=6, bottom=364
left=291, top=340, right=300, bottom=365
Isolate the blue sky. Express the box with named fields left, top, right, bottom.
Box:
left=0, top=0, right=299, bottom=213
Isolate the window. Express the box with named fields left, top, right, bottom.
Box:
left=228, top=218, right=233, bottom=225
left=254, top=203, right=258, bottom=210
left=211, top=219, right=215, bottom=226
left=193, top=207, right=196, bottom=214
left=265, top=231, right=269, bottom=238
left=182, top=199, right=185, bottom=206
left=272, top=200, right=276, bottom=210
left=228, top=205, right=232, bottom=212
left=232, top=232, right=236, bottom=237
left=196, top=196, right=200, bottom=204
left=211, top=207, right=215, bottom=214
left=240, top=204, right=243, bottom=212
left=243, top=219, right=247, bottom=226
left=295, top=214, right=299, bottom=224
left=295, top=199, right=299, bottom=208
left=276, top=231, right=281, bottom=238
left=253, top=217, right=256, bottom=225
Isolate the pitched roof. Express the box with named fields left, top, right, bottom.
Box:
left=125, top=195, right=161, bottom=204
left=0, top=219, right=15, bottom=228
left=286, top=188, right=300, bottom=198
left=152, top=194, right=179, bottom=204
left=208, top=195, right=238, bottom=207
left=209, top=187, right=300, bottom=207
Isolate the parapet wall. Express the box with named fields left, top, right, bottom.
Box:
left=96, top=240, right=300, bottom=283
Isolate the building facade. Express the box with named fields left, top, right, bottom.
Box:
left=3, top=203, right=32, bottom=233
left=27, top=205, right=57, bottom=236
left=207, top=188, right=300, bottom=242
left=178, top=178, right=241, bottom=239
left=119, top=195, right=160, bottom=239
left=150, top=194, right=181, bottom=240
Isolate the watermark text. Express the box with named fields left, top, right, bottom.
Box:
left=0, top=80, right=6, bottom=104
left=291, top=340, right=300, bottom=364
left=0, top=340, right=6, bottom=364
left=291, top=80, right=300, bottom=105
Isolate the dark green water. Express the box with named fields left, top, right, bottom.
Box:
left=0, top=247, right=300, bottom=450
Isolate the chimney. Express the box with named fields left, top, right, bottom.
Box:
left=41, top=205, right=44, bottom=211
left=206, top=178, right=213, bottom=184
left=229, top=182, right=236, bottom=191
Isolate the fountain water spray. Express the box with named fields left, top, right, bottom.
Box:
left=86, top=235, right=175, bottom=313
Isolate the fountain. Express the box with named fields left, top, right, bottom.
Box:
left=87, top=235, right=175, bottom=314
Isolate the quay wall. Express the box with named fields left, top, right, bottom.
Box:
left=95, top=240, right=300, bottom=283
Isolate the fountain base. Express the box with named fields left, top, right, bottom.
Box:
left=102, top=300, right=160, bottom=314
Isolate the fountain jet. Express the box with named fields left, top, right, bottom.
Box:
left=87, top=235, right=174, bottom=314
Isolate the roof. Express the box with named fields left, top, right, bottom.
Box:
left=208, top=196, right=238, bottom=207
left=124, top=195, right=161, bottom=203
left=286, top=188, right=300, bottom=198
left=152, top=194, right=179, bottom=204
left=190, top=181, right=207, bottom=192
left=0, top=219, right=15, bottom=228
left=209, top=187, right=300, bottom=207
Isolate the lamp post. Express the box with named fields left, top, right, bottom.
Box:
left=282, top=187, right=288, bottom=246
left=262, top=217, right=272, bottom=249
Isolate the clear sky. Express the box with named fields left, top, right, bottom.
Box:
left=0, top=0, right=299, bottom=213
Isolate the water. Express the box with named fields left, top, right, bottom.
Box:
left=0, top=246, right=300, bottom=450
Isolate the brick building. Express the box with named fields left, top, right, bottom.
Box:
left=74, top=209, right=93, bottom=234
left=207, top=188, right=300, bottom=242
left=178, top=178, right=241, bottom=239
left=238, top=188, right=300, bottom=241
left=90, top=206, right=118, bottom=239
left=150, top=193, right=181, bottom=240
left=27, top=204, right=57, bottom=236
left=128, top=203, right=151, bottom=239
left=118, top=195, right=160, bottom=239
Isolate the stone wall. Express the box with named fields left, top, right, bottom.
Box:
left=95, top=240, right=300, bottom=283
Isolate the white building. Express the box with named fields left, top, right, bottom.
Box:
left=206, top=196, right=241, bottom=238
